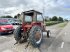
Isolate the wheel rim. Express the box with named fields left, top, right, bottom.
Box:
left=35, top=29, right=42, bottom=44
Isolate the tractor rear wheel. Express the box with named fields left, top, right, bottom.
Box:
left=29, top=26, right=43, bottom=47
left=14, top=27, right=22, bottom=43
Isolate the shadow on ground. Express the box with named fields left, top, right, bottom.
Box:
left=39, top=36, right=55, bottom=52
left=0, top=33, right=13, bottom=36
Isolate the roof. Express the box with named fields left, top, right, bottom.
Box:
left=22, top=10, right=42, bottom=14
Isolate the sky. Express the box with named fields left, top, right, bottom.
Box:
left=0, top=0, right=70, bottom=19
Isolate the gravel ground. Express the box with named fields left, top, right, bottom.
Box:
left=12, top=43, right=40, bottom=52
left=39, top=23, right=66, bottom=52
left=46, top=21, right=70, bottom=52
left=2, top=43, right=40, bottom=52
left=0, top=23, right=67, bottom=52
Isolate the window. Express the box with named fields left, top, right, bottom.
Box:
left=25, top=15, right=32, bottom=22
left=37, top=15, right=43, bottom=21
left=0, top=19, right=11, bottom=25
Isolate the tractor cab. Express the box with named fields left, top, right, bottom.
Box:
left=21, top=10, right=44, bottom=32
left=22, top=10, right=43, bottom=22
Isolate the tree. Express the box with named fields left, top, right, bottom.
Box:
left=14, top=14, right=20, bottom=19
left=64, top=19, right=68, bottom=22
left=58, top=17, right=63, bottom=22
left=0, top=15, right=13, bottom=18
left=51, top=16, right=58, bottom=21
left=17, top=14, right=20, bottom=17
left=44, top=16, right=51, bottom=21
left=6, top=16, right=13, bottom=18
left=14, top=15, right=17, bottom=18
left=49, top=18, right=52, bottom=21
left=0, top=16, right=6, bottom=18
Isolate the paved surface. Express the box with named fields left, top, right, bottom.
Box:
left=0, top=23, right=69, bottom=52
left=46, top=21, right=70, bottom=52
left=39, top=23, right=63, bottom=52
left=0, top=25, right=40, bottom=52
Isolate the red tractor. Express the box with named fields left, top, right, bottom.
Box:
left=14, top=10, right=50, bottom=47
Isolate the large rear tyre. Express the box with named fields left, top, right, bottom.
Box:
left=14, top=27, right=22, bottom=43
left=29, top=26, right=43, bottom=47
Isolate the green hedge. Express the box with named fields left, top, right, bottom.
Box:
left=45, top=21, right=62, bottom=26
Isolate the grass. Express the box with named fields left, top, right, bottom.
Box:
left=58, top=22, right=68, bottom=28
left=45, top=21, right=62, bottom=26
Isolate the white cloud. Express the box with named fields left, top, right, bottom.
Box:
left=0, top=0, right=70, bottom=19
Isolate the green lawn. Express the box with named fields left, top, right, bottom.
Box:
left=45, top=21, right=62, bottom=26
left=58, top=22, right=68, bottom=28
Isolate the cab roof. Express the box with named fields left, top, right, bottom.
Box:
left=22, top=10, right=42, bottom=14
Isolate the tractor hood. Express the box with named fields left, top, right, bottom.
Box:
left=24, top=25, right=32, bottom=28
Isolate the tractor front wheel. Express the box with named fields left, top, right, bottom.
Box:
left=47, top=30, right=50, bottom=38
left=14, top=27, right=22, bottom=43
left=29, top=26, right=43, bottom=47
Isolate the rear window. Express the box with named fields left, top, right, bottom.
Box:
left=0, top=19, right=11, bottom=25
left=25, top=15, right=32, bottom=22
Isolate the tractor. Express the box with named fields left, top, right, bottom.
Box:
left=14, top=10, right=50, bottom=47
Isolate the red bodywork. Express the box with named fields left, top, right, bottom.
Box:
left=22, top=22, right=44, bottom=32
left=0, top=25, right=14, bottom=32
left=0, top=25, right=14, bottom=33
left=0, top=19, right=14, bottom=33
left=20, top=10, right=45, bottom=32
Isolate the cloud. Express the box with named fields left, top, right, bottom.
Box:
left=0, top=0, right=70, bottom=19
